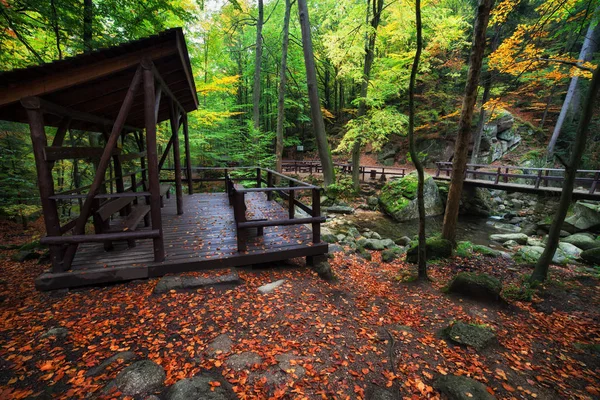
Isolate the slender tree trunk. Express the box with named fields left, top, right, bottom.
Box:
left=253, top=0, right=264, bottom=131
left=83, top=0, right=93, bottom=52
left=276, top=0, right=292, bottom=175
left=50, top=0, right=62, bottom=60
left=352, top=0, right=384, bottom=191
left=298, top=0, right=335, bottom=186
left=441, top=0, right=494, bottom=245
left=532, top=65, right=600, bottom=282
left=540, top=83, right=558, bottom=129
left=470, top=74, right=492, bottom=164
left=408, top=0, right=427, bottom=279
left=547, top=7, right=600, bottom=159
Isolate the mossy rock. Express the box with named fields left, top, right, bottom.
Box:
left=434, top=375, right=496, bottom=400
left=18, top=240, right=43, bottom=251
left=406, top=237, right=452, bottom=264
left=356, top=246, right=372, bottom=261
left=456, top=241, right=501, bottom=258
left=378, top=172, right=444, bottom=222
left=447, top=272, right=502, bottom=302
left=382, top=246, right=406, bottom=263
left=444, top=322, right=496, bottom=350
left=581, top=247, right=600, bottom=265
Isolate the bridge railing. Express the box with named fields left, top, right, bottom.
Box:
left=435, top=162, right=600, bottom=194
left=281, top=160, right=407, bottom=181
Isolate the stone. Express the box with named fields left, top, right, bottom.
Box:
left=314, top=259, right=336, bottom=281
left=558, top=242, right=582, bottom=259
left=42, top=327, right=69, bottom=339
left=565, top=201, right=600, bottom=230
left=379, top=172, right=444, bottom=222
left=471, top=244, right=501, bottom=257
left=226, top=352, right=262, bottom=371
left=366, top=387, right=395, bottom=400
left=325, top=205, right=354, bottom=214
left=206, top=334, right=233, bottom=356
left=581, top=247, right=600, bottom=265
left=381, top=246, right=406, bottom=262
left=395, top=236, right=412, bottom=246
left=275, top=353, right=305, bottom=378
left=113, top=360, right=165, bottom=396
left=336, top=234, right=346, bottom=242
left=561, top=233, right=600, bottom=250
left=11, top=250, right=40, bottom=262
left=154, top=272, right=241, bottom=294
left=328, top=244, right=344, bottom=255
left=489, top=233, right=528, bottom=245
left=377, top=142, right=399, bottom=163
left=359, top=238, right=394, bottom=250
left=514, top=246, right=568, bottom=265
left=166, top=373, right=235, bottom=400
left=356, top=246, right=372, bottom=261
left=367, top=196, right=379, bottom=208
left=459, top=187, right=494, bottom=217
left=445, top=322, right=496, bottom=350
left=86, top=351, right=136, bottom=377
left=258, top=279, right=286, bottom=294
left=406, top=237, right=452, bottom=263
left=486, top=221, right=522, bottom=232
left=346, top=226, right=361, bottom=239
left=503, top=240, right=519, bottom=249
left=447, top=272, right=502, bottom=302
left=434, top=375, right=496, bottom=400
left=527, top=237, right=545, bottom=247
left=322, top=229, right=338, bottom=243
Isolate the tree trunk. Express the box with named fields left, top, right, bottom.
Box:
left=83, top=0, right=93, bottom=52
left=407, top=0, right=427, bottom=279
left=441, top=0, right=494, bottom=245
left=532, top=65, right=600, bottom=282
left=298, top=0, right=335, bottom=186
left=547, top=7, right=600, bottom=159
left=470, top=73, right=492, bottom=164
left=253, top=0, right=264, bottom=131
left=352, top=0, right=384, bottom=191
left=276, top=0, right=292, bottom=176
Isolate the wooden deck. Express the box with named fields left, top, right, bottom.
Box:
left=35, top=192, right=328, bottom=290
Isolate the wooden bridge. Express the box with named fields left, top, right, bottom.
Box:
left=434, top=162, right=600, bottom=200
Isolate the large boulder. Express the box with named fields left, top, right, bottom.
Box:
left=434, top=375, right=496, bottom=400
left=447, top=272, right=502, bottom=302
left=166, top=374, right=235, bottom=400
left=459, top=187, right=494, bottom=217
left=561, top=233, right=600, bottom=250
left=379, top=172, right=444, bottom=222
left=514, top=246, right=568, bottom=265
left=406, top=237, right=452, bottom=263
left=558, top=242, right=582, bottom=259
left=444, top=322, right=496, bottom=350
left=565, top=201, right=600, bottom=230
left=581, top=247, right=600, bottom=265
left=489, top=233, right=528, bottom=245
left=113, top=360, right=166, bottom=396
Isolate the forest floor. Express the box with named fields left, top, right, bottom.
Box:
left=0, top=219, right=599, bottom=400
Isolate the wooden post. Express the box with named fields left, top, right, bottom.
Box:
left=102, top=129, right=128, bottom=216
left=233, top=191, right=247, bottom=252
left=312, top=188, right=321, bottom=244
left=544, top=169, right=550, bottom=187
left=183, top=113, right=193, bottom=195
left=288, top=181, right=295, bottom=219
left=143, top=61, right=165, bottom=262
left=535, top=170, right=543, bottom=189
left=169, top=98, right=184, bottom=215
left=504, top=167, right=509, bottom=183
left=590, top=171, right=600, bottom=194
left=266, top=170, right=273, bottom=201
left=494, top=167, right=501, bottom=184
left=22, top=102, right=64, bottom=272
left=435, top=163, right=441, bottom=177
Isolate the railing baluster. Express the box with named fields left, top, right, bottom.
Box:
left=312, top=188, right=321, bottom=244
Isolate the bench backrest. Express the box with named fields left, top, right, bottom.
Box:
left=97, top=196, right=135, bottom=221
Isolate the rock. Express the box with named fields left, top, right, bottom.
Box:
left=395, top=236, right=412, bottom=246
left=434, top=375, right=496, bottom=400
left=503, top=240, right=519, bottom=249
left=166, top=373, right=235, bottom=400
left=86, top=351, right=137, bottom=377
left=226, top=352, right=262, bottom=371
left=314, top=259, right=336, bottom=281
left=113, top=360, right=165, bottom=396
left=459, top=187, right=494, bottom=217
left=561, top=233, right=600, bottom=250
left=489, top=233, right=528, bottom=245
left=322, top=229, right=338, bottom=243
left=42, top=327, right=69, bottom=339
left=565, top=201, right=600, bottom=230
left=581, top=247, right=600, bottom=265
left=367, top=196, right=379, bottom=209
left=328, top=244, right=344, bottom=255
left=514, top=246, right=568, bottom=265
left=154, top=272, right=241, bottom=294
left=486, top=221, right=522, bottom=232
left=206, top=334, right=233, bottom=356
left=358, top=238, right=394, bottom=250
left=11, top=250, right=40, bottom=262
left=377, top=142, right=400, bottom=163
left=346, top=227, right=361, bottom=239
left=527, top=237, right=545, bottom=247
left=366, top=387, right=395, bottom=400
left=445, top=322, right=496, bottom=350
left=356, top=247, right=372, bottom=261
left=325, top=205, right=354, bottom=214
left=336, top=234, right=346, bottom=242
left=379, top=172, right=444, bottom=222
left=520, top=222, right=538, bottom=236
left=258, top=279, right=286, bottom=294
left=471, top=244, right=501, bottom=257
left=447, top=272, right=502, bottom=302
left=496, top=112, right=515, bottom=133
left=558, top=242, right=582, bottom=259
left=382, top=246, right=406, bottom=262
left=406, top=237, right=452, bottom=263
left=275, top=353, right=305, bottom=378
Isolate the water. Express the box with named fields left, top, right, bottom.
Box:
left=343, top=211, right=505, bottom=247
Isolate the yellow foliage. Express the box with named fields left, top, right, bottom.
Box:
left=491, top=0, right=520, bottom=25
left=197, top=75, right=240, bottom=95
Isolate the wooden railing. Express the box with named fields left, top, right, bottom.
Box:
left=435, top=162, right=600, bottom=194
left=223, top=167, right=325, bottom=252
left=281, top=160, right=407, bottom=181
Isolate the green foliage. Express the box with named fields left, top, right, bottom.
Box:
left=325, top=175, right=355, bottom=201
left=336, top=107, right=408, bottom=153
left=503, top=275, right=536, bottom=302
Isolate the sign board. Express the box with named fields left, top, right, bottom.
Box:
left=297, top=145, right=304, bottom=152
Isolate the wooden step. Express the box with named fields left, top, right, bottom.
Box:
left=111, top=204, right=151, bottom=232
left=97, top=195, right=135, bottom=221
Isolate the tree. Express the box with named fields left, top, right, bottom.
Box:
left=275, top=0, right=292, bottom=174
left=546, top=6, right=600, bottom=159
left=531, top=64, right=600, bottom=282
left=408, top=0, right=427, bottom=279
left=253, top=0, right=264, bottom=130
left=83, top=0, right=93, bottom=52
left=441, top=0, right=494, bottom=245
left=298, top=0, right=335, bottom=187
left=351, top=0, right=385, bottom=191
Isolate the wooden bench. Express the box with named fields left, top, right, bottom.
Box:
left=96, top=195, right=151, bottom=249
left=232, top=184, right=267, bottom=251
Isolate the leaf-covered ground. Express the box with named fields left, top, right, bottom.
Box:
left=0, top=219, right=599, bottom=399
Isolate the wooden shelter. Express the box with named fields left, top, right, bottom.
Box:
left=0, top=29, right=328, bottom=290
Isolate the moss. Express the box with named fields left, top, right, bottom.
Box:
left=406, top=237, right=452, bottom=263
left=447, top=272, right=502, bottom=302
left=355, top=246, right=372, bottom=261
left=503, top=283, right=534, bottom=302
left=472, top=244, right=501, bottom=257
left=456, top=241, right=474, bottom=257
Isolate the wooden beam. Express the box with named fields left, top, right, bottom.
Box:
left=2, top=42, right=177, bottom=107
left=41, top=229, right=160, bottom=245
left=61, top=65, right=143, bottom=270
left=44, top=146, right=121, bottom=161
left=183, top=113, right=193, bottom=194
left=169, top=97, right=184, bottom=215
left=143, top=60, right=166, bottom=262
